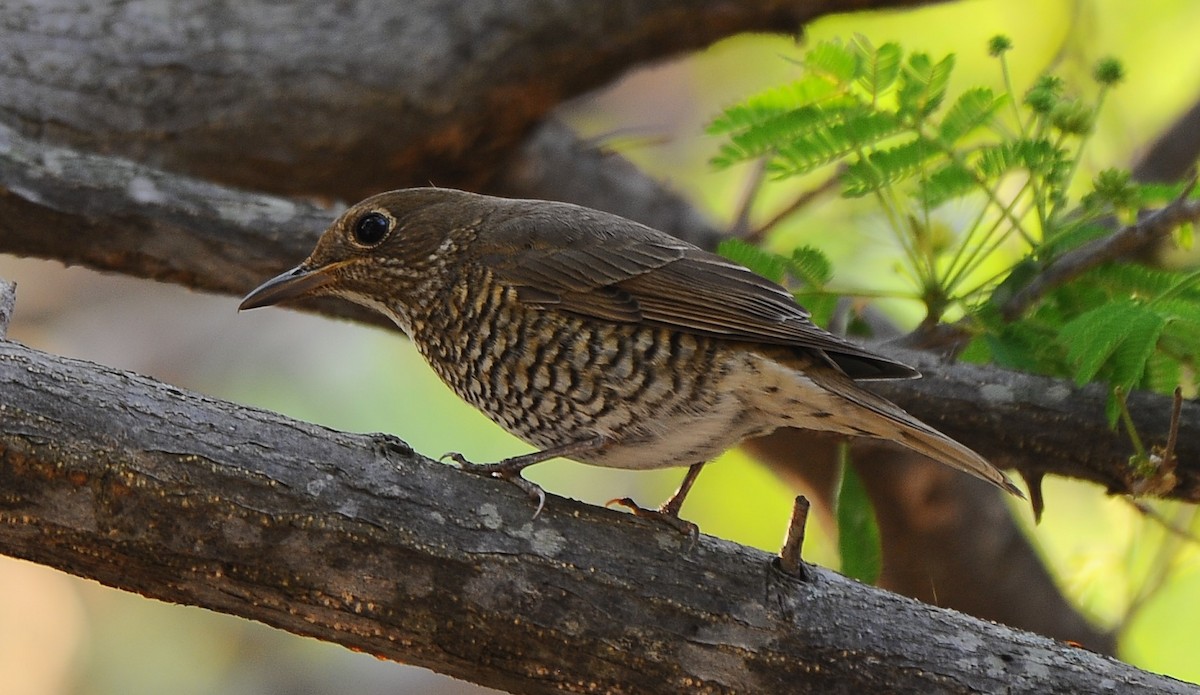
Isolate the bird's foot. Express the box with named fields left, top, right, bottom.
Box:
left=442, top=451, right=547, bottom=518
left=607, top=497, right=699, bottom=548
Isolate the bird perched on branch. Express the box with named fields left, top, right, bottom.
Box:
left=240, top=187, right=1022, bottom=534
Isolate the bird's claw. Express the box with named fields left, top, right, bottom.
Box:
left=449, top=453, right=546, bottom=519
left=440, top=451, right=471, bottom=466
left=510, top=477, right=547, bottom=518
left=606, top=497, right=699, bottom=549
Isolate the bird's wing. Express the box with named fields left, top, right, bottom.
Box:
left=476, top=202, right=917, bottom=380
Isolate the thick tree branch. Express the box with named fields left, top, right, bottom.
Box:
left=0, top=0, right=944, bottom=200
left=867, top=347, right=1200, bottom=501
left=495, top=119, right=725, bottom=250
left=0, top=338, right=1191, bottom=694
left=0, top=119, right=719, bottom=294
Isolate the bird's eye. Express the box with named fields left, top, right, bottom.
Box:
left=353, top=212, right=391, bottom=246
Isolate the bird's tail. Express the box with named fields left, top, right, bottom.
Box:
left=817, top=368, right=1023, bottom=497
left=758, top=354, right=1024, bottom=497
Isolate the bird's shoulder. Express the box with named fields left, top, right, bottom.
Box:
left=469, top=198, right=917, bottom=379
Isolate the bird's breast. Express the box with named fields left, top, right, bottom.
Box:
left=410, top=277, right=778, bottom=467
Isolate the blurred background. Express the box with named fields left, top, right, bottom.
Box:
left=3, top=0, right=1200, bottom=692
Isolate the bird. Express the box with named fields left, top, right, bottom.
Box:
left=239, top=187, right=1022, bottom=534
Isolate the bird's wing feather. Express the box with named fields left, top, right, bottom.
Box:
left=477, top=202, right=917, bottom=379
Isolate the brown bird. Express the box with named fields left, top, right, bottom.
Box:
left=240, top=187, right=1022, bottom=532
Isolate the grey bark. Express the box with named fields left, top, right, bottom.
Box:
left=0, top=0, right=938, bottom=201
left=0, top=278, right=13, bottom=337
left=0, top=338, right=1191, bottom=695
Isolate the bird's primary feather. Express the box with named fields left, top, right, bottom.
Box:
left=475, top=200, right=918, bottom=380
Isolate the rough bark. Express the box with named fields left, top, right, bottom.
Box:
left=0, top=338, right=1190, bottom=695
left=0, top=0, right=940, bottom=201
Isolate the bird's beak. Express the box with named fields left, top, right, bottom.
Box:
left=238, top=264, right=336, bottom=310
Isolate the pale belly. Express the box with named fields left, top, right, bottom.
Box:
left=569, top=389, right=776, bottom=470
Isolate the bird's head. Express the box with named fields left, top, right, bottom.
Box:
left=239, top=188, right=482, bottom=329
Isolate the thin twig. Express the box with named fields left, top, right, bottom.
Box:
left=1000, top=183, right=1200, bottom=321
left=778, top=495, right=811, bottom=579
left=1165, top=386, right=1183, bottom=465
left=1111, top=502, right=1198, bottom=636
left=730, top=157, right=771, bottom=238
left=1125, top=499, right=1200, bottom=545
left=744, top=167, right=844, bottom=244
left=0, top=279, right=15, bottom=339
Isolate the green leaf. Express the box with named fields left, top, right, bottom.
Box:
left=1107, top=310, right=1167, bottom=391
left=1040, top=221, right=1117, bottom=260
left=853, top=37, right=902, bottom=98
left=1058, top=300, right=1165, bottom=387
left=1144, top=351, right=1183, bottom=395
left=917, top=161, right=978, bottom=208
left=771, top=109, right=904, bottom=176
left=716, top=238, right=787, bottom=283
left=1158, top=311, right=1200, bottom=360
left=806, top=40, right=860, bottom=84
left=788, top=246, right=834, bottom=286
left=713, top=104, right=832, bottom=166
left=897, top=52, right=955, bottom=118
left=842, top=136, right=939, bottom=196
left=1089, top=263, right=1195, bottom=300
left=793, top=291, right=839, bottom=328
left=1058, top=301, right=1139, bottom=384
left=707, top=75, right=843, bottom=135
left=939, top=88, right=1006, bottom=144
left=836, top=453, right=881, bottom=584
left=973, top=138, right=1062, bottom=178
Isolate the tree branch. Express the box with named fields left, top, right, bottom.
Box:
left=0, top=338, right=1191, bottom=694
left=867, top=346, right=1200, bottom=501
left=1000, top=194, right=1200, bottom=321
left=0, top=0, right=945, bottom=201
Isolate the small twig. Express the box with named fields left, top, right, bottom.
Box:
left=1111, top=501, right=1198, bottom=636
left=1115, top=387, right=1148, bottom=461
left=1001, top=182, right=1200, bottom=321
left=1125, top=499, right=1200, bottom=545
left=730, top=158, right=770, bottom=238
left=0, top=278, right=15, bottom=339
left=1127, top=385, right=1183, bottom=497
left=778, top=495, right=811, bottom=579
left=1164, top=386, right=1183, bottom=465
left=744, top=167, right=845, bottom=244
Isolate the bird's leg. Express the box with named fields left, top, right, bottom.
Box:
left=443, top=435, right=609, bottom=518
left=609, top=462, right=705, bottom=543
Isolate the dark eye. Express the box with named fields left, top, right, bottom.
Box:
left=353, top=212, right=391, bottom=246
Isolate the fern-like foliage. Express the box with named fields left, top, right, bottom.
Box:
left=712, top=35, right=1200, bottom=428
